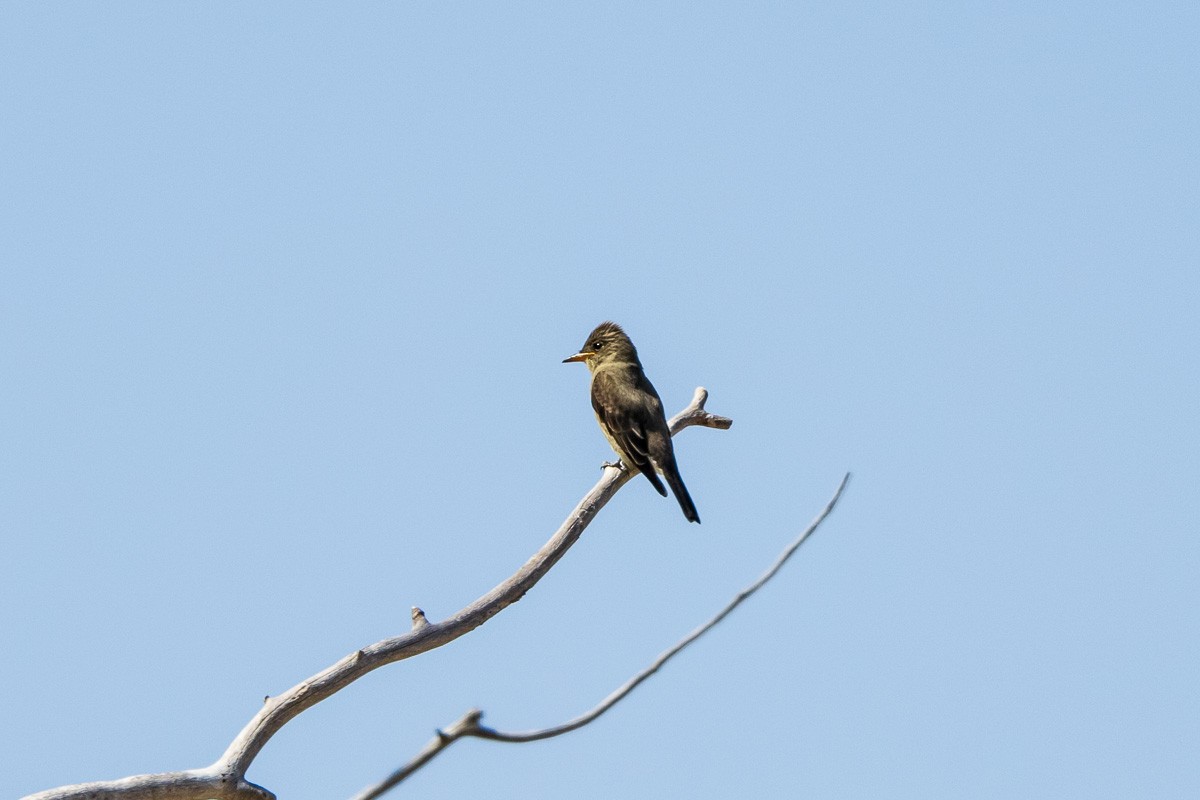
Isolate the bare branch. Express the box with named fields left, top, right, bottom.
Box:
left=353, top=472, right=851, bottom=799
left=22, top=389, right=731, bottom=800
left=19, top=769, right=273, bottom=800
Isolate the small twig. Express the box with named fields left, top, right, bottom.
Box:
left=410, top=607, right=428, bottom=631
left=352, top=472, right=851, bottom=800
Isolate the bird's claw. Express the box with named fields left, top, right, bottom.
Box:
left=601, top=460, right=627, bottom=472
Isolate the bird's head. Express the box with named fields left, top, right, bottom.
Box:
left=562, top=321, right=639, bottom=371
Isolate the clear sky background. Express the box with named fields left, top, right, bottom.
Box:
left=3, top=3, right=1197, bottom=799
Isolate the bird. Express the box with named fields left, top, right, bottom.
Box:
left=563, top=321, right=700, bottom=523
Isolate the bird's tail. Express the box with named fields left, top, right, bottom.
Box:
left=663, top=467, right=700, bottom=524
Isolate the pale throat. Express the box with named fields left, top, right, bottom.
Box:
left=587, top=358, right=638, bottom=375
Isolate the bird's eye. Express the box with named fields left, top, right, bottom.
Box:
left=591, top=340, right=602, bottom=349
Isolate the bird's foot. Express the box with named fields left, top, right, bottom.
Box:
left=601, top=459, right=627, bottom=472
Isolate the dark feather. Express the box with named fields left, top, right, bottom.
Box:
left=591, top=369, right=668, bottom=496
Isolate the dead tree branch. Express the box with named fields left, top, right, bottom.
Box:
left=22, top=388, right=733, bottom=800
left=352, top=472, right=851, bottom=799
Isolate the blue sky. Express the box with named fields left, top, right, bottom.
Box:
left=3, top=3, right=1197, bottom=798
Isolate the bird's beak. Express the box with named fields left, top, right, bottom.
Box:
left=562, top=351, right=594, bottom=364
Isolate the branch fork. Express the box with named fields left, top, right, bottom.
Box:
left=23, top=388, right=842, bottom=800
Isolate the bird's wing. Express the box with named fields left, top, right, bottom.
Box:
left=591, top=369, right=668, bottom=496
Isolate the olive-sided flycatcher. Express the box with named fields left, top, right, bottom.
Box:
left=563, top=321, right=700, bottom=523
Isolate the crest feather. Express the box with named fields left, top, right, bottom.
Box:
left=589, top=320, right=627, bottom=340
